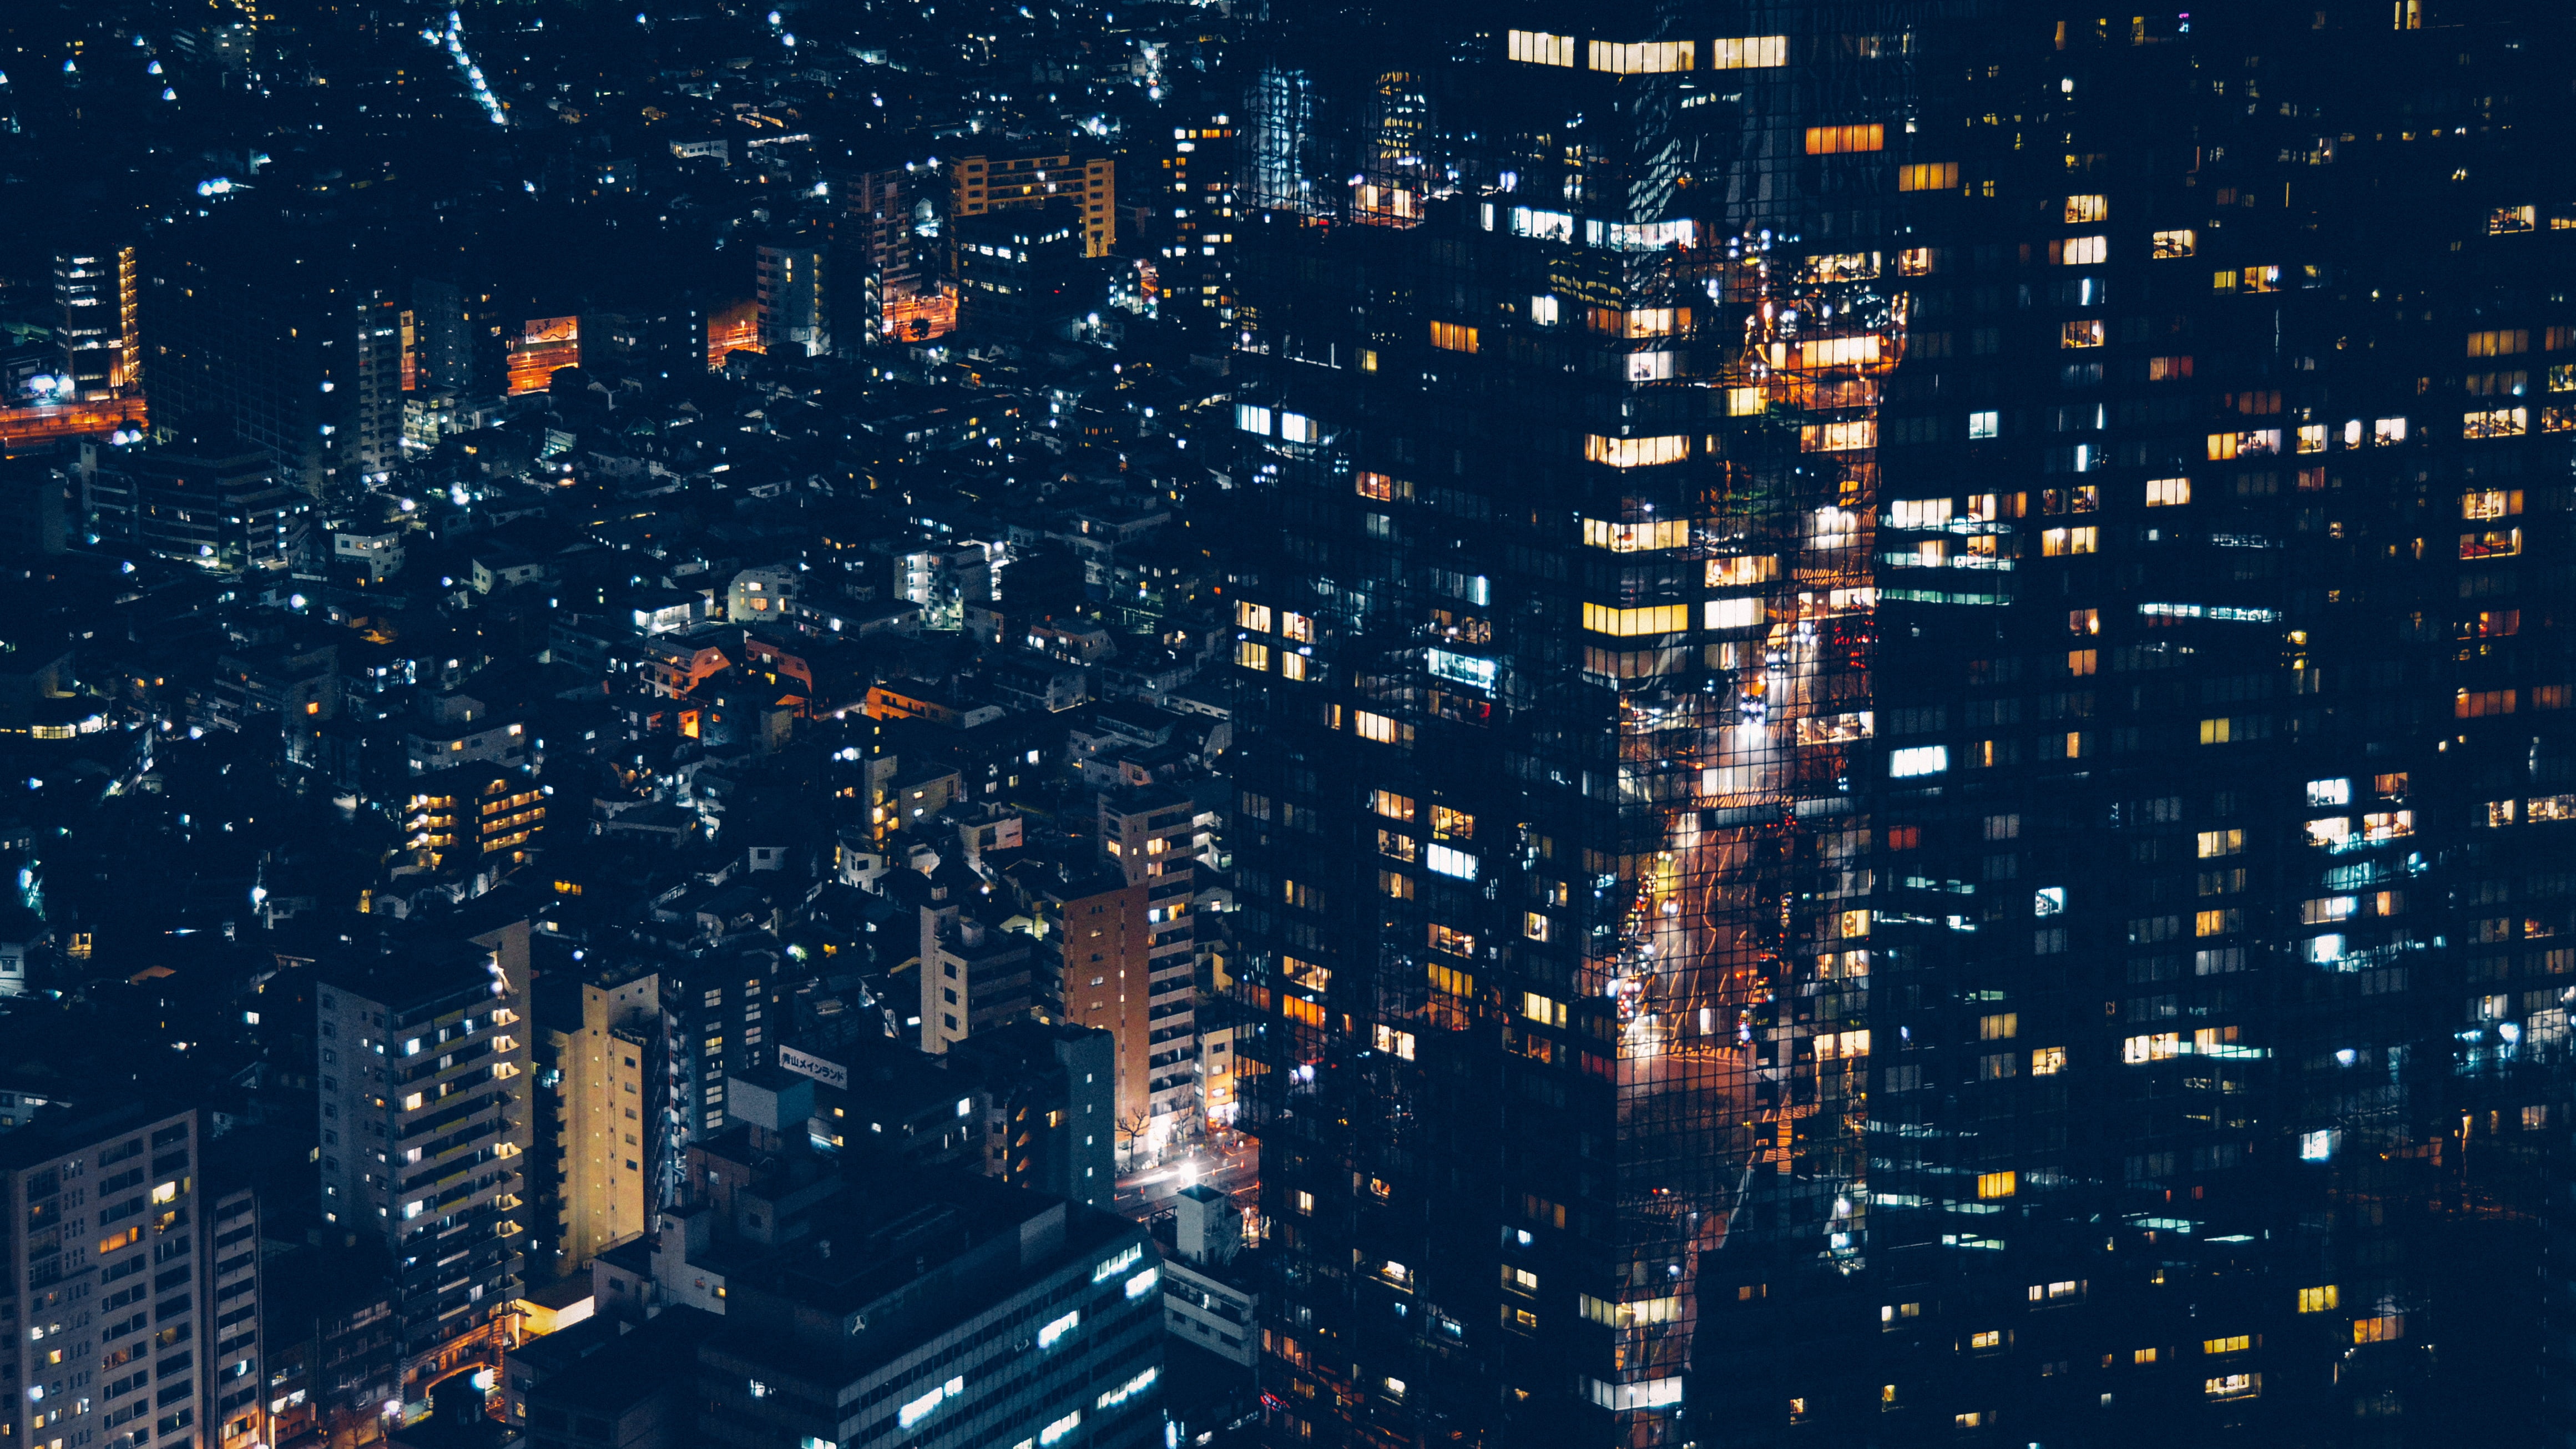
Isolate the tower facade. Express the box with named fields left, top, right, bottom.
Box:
left=1227, top=3, right=2576, bottom=1446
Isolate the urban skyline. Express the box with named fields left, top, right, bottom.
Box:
left=0, top=2, right=2567, bottom=1448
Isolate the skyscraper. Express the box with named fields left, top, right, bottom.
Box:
left=315, top=920, right=533, bottom=1410
left=1225, top=3, right=2575, bottom=1446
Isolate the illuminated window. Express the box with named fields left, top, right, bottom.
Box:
left=2490, top=204, right=2537, bottom=234
left=2145, top=477, right=2191, bottom=507
left=2466, top=329, right=2529, bottom=357
left=1589, top=40, right=1694, bottom=73
left=2459, top=528, right=2522, bottom=560
left=2297, top=1285, right=2339, bottom=1314
left=1235, top=640, right=1270, bottom=671
left=2030, top=1046, right=2066, bottom=1075
left=1804, top=123, right=1885, bottom=155
left=1236, top=600, right=1272, bottom=632
left=2462, top=488, right=2519, bottom=519
left=2061, top=319, right=2104, bottom=348
left=1705, top=597, right=1765, bottom=630
left=2123, top=1033, right=2181, bottom=1063
left=1976, top=1171, right=2016, bottom=1198
left=1583, top=518, right=1690, bottom=551
left=2151, top=228, right=2196, bottom=258
left=1584, top=435, right=1690, bottom=468
left=1583, top=603, right=1690, bottom=636
left=2462, top=406, right=2527, bottom=440
left=1371, top=790, right=1415, bottom=822
left=1897, top=163, right=1958, bottom=191
left=1356, top=471, right=1410, bottom=502
left=2057, top=235, right=2107, bottom=264
left=2149, top=354, right=2194, bottom=380
left=2064, top=194, right=2108, bottom=223
left=1506, top=29, right=1577, bottom=65
left=1430, top=320, right=1479, bottom=353
left=2203, top=1335, right=2252, bottom=1355
left=1709, top=36, right=1787, bottom=68
left=1355, top=711, right=1408, bottom=745
left=1589, top=306, right=1690, bottom=338
left=1801, top=420, right=1877, bottom=452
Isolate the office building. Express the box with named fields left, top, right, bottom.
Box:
left=0, top=1098, right=213, bottom=1449
left=1224, top=4, right=2576, bottom=1446
left=315, top=921, right=532, bottom=1408
left=697, top=1169, right=1164, bottom=1449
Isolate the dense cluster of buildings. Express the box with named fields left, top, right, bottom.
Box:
left=0, top=0, right=2571, bottom=1447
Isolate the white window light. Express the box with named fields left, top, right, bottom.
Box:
left=1038, top=1310, right=1079, bottom=1349
left=1890, top=745, right=1949, bottom=778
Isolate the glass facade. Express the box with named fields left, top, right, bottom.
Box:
left=1227, top=3, right=2575, bottom=1445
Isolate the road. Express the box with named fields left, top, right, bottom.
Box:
left=1111, top=1135, right=1257, bottom=1220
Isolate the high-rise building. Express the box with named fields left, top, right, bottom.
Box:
left=535, top=965, right=660, bottom=1278
left=831, top=149, right=943, bottom=344
left=1226, top=4, right=2576, bottom=1447
left=755, top=237, right=833, bottom=357
left=408, top=278, right=517, bottom=399
left=55, top=244, right=138, bottom=399
left=146, top=221, right=406, bottom=491
left=1119, top=95, right=1238, bottom=325
left=315, top=920, right=532, bottom=1408
left=0, top=1098, right=218, bottom=1449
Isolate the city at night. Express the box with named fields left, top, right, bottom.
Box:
left=0, top=0, right=2568, bottom=1446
